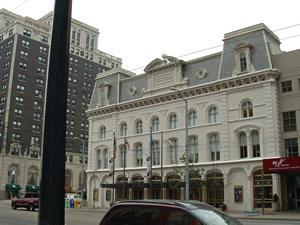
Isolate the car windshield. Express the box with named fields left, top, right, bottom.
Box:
left=191, top=208, right=242, bottom=225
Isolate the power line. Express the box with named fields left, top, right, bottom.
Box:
left=129, top=24, right=300, bottom=72
left=11, top=0, right=32, bottom=11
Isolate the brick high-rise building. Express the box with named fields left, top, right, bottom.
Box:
left=0, top=8, right=122, bottom=199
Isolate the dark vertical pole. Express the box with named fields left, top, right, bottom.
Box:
left=149, top=127, right=153, bottom=199
left=112, top=159, right=115, bottom=203
left=160, top=131, right=163, bottom=199
left=122, top=145, right=126, bottom=199
left=38, top=0, right=72, bottom=224
left=261, top=170, right=265, bottom=215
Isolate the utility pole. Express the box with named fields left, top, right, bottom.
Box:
left=38, top=0, right=72, bottom=224
left=170, top=87, right=189, bottom=200
left=149, top=127, right=153, bottom=199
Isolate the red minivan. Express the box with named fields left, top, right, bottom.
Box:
left=99, top=200, right=242, bottom=225
left=11, top=192, right=39, bottom=211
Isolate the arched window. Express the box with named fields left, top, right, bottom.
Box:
left=208, top=106, right=219, bottom=123
left=239, top=132, right=248, bottom=158
left=153, top=140, right=160, bottom=166
left=135, top=120, right=143, bottom=134
left=188, top=110, right=197, bottom=127
left=103, top=148, right=108, bottom=168
left=120, top=122, right=127, bottom=137
left=189, top=136, right=198, bottom=163
left=135, top=143, right=143, bottom=166
left=169, top=114, right=177, bottom=129
left=27, top=166, right=38, bottom=185
left=251, top=130, right=260, bottom=157
left=209, top=133, right=220, bottom=161
left=168, top=138, right=178, bottom=164
left=120, top=145, right=127, bottom=168
left=239, top=52, right=247, bottom=72
left=97, top=149, right=102, bottom=169
left=253, top=170, right=273, bottom=208
left=8, top=164, right=19, bottom=184
left=241, top=100, right=253, bottom=118
left=99, top=126, right=106, bottom=139
left=151, top=117, right=160, bottom=132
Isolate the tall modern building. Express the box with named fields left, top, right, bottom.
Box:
left=0, top=8, right=122, bottom=199
left=87, top=23, right=300, bottom=211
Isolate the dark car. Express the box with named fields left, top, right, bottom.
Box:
left=11, top=192, right=39, bottom=211
left=99, top=200, right=242, bottom=225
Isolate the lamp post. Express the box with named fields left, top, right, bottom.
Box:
left=74, top=137, right=86, bottom=206
left=170, top=87, right=189, bottom=200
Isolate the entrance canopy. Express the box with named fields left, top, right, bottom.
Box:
left=5, top=184, right=22, bottom=191
left=263, top=156, right=300, bottom=174
left=26, top=184, right=40, bottom=192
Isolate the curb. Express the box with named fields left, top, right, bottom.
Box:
left=231, top=216, right=300, bottom=221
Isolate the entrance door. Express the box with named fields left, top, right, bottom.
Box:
left=295, top=187, right=300, bottom=209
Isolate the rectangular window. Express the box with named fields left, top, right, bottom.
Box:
left=14, top=108, right=23, bottom=116
left=38, top=56, right=46, bottom=64
left=9, top=29, right=13, bottom=36
left=20, top=50, right=29, bottom=57
left=71, top=28, right=76, bottom=44
left=31, top=136, right=40, bottom=145
left=283, top=111, right=297, bottom=132
left=13, top=121, right=22, bottom=129
left=41, top=35, right=48, bottom=43
left=19, top=62, right=28, bottom=70
left=21, top=40, right=30, bottom=48
left=16, top=84, right=25, bottom=92
left=33, top=112, right=41, bottom=120
left=12, top=133, right=21, bottom=141
left=39, top=46, right=47, bottom=54
left=15, top=96, right=24, bottom=104
left=32, top=124, right=40, bottom=132
left=23, top=29, right=31, bottom=37
left=281, top=80, right=292, bottom=93
left=76, top=29, right=81, bottom=46
left=285, top=138, right=299, bottom=156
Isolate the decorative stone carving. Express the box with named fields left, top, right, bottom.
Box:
left=197, top=68, right=208, bottom=80
left=128, top=86, right=137, bottom=96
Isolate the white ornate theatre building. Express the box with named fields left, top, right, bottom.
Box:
left=86, top=23, right=300, bottom=212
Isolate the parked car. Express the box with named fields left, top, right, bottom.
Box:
left=99, top=200, right=242, bottom=225
left=11, top=192, right=39, bottom=211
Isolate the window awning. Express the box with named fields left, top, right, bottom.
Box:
left=26, top=184, right=40, bottom=192
left=5, top=184, right=22, bottom=191
left=263, top=156, right=300, bottom=174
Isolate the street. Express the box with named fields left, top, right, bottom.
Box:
left=0, top=200, right=299, bottom=225
left=0, top=200, right=104, bottom=225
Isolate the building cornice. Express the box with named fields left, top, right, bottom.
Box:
left=87, top=69, right=280, bottom=118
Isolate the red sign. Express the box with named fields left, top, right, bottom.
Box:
left=263, top=156, right=300, bottom=173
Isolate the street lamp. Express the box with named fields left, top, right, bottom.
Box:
left=73, top=137, right=86, bottom=206
left=170, top=87, right=189, bottom=200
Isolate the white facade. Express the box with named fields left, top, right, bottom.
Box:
left=86, top=24, right=292, bottom=211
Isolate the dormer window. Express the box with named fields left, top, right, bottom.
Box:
left=239, top=52, right=247, bottom=72
left=234, top=42, right=254, bottom=75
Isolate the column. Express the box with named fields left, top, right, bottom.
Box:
left=181, top=187, right=184, bottom=200
left=246, top=175, right=253, bottom=212
left=163, top=187, right=167, bottom=200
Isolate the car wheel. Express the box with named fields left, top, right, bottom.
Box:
left=12, top=203, right=17, bottom=210
left=27, top=204, right=33, bottom=211
left=31, top=206, right=35, bottom=211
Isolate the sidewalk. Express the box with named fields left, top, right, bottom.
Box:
left=227, top=210, right=300, bottom=221
left=72, top=206, right=300, bottom=221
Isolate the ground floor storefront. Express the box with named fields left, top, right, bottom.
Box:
left=263, top=156, right=300, bottom=211
left=86, top=160, right=283, bottom=212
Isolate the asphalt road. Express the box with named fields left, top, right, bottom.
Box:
left=0, top=200, right=104, bottom=225
left=0, top=200, right=299, bottom=225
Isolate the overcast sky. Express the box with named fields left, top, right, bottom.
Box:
left=3, top=0, right=300, bottom=73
